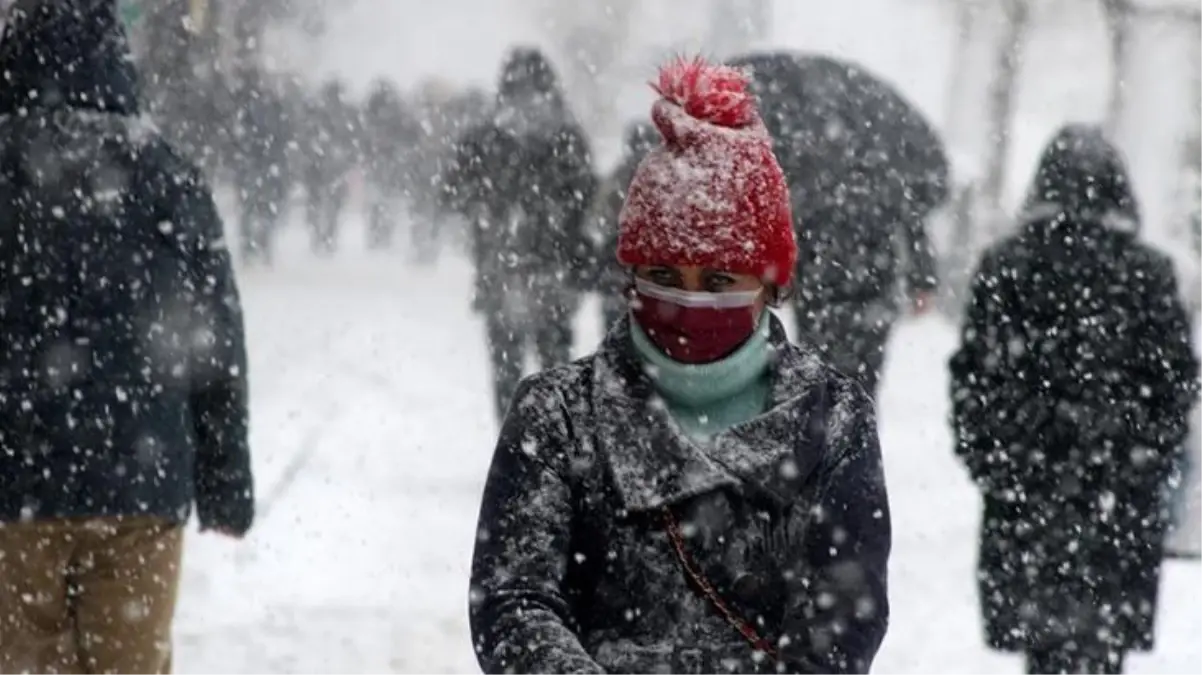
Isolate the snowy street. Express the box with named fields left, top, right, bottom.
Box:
left=170, top=221, right=1201, bottom=673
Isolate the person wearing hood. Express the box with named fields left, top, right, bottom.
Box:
left=0, top=1, right=253, bottom=672
left=441, top=46, right=597, bottom=421
left=949, top=124, right=1200, bottom=674
left=469, top=57, right=890, bottom=674
left=585, top=120, right=659, bottom=330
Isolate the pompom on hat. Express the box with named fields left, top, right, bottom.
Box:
left=616, top=56, right=796, bottom=287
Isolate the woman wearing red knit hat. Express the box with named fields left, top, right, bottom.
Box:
left=469, top=57, right=890, bottom=674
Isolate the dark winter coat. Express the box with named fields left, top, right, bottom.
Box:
left=443, top=48, right=596, bottom=309
left=235, top=82, right=292, bottom=216
left=470, top=315, right=891, bottom=674
left=362, top=83, right=416, bottom=195
left=301, top=85, right=360, bottom=191
left=949, top=125, right=1200, bottom=652
left=0, top=0, right=253, bottom=534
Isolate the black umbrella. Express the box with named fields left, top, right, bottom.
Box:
left=726, top=51, right=950, bottom=220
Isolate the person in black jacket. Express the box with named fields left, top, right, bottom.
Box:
left=233, top=69, right=292, bottom=265
left=949, top=124, right=1200, bottom=674
left=302, top=79, right=359, bottom=255
left=362, top=78, right=415, bottom=251
left=469, top=57, right=889, bottom=674
left=442, top=47, right=596, bottom=421
left=0, top=2, right=253, bottom=672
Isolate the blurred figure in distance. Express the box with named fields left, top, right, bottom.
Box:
left=441, top=46, right=596, bottom=421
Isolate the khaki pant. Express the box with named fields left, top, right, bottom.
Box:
left=0, top=517, right=183, bottom=674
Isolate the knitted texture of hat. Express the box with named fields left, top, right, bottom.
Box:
left=616, top=56, right=796, bottom=286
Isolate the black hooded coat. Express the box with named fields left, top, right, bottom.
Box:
left=234, top=74, right=292, bottom=220
left=362, top=80, right=417, bottom=196
left=949, top=125, right=1200, bottom=652
left=0, top=0, right=253, bottom=534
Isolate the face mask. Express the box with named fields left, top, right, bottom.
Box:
left=631, top=278, right=761, bottom=364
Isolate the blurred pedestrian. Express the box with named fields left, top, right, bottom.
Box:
left=302, top=79, right=359, bottom=255
left=442, top=47, right=596, bottom=421
left=361, top=78, right=415, bottom=250
left=0, top=1, right=254, bottom=672
left=233, top=69, right=291, bottom=264
left=949, top=125, right=1200, bottom=674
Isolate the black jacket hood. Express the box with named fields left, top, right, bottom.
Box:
left=0, top=0, right=139, bottom=116
left=1022, top=124, right=1140, bottom=232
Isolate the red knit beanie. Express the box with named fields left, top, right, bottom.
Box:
left=616, top=56, right=796, bottom=286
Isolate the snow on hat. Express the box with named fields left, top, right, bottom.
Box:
left=616, top=56, right=796, bottom=286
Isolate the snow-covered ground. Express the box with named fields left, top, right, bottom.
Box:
left=169, top=215, right=1201, bottom=673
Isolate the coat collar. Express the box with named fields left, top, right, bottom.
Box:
left=592, top=314, right=832, bottom=513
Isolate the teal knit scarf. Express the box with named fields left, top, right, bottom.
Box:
left=630, top=313, right=772, bottom=440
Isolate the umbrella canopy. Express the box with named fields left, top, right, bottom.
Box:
left=727, top=51, right=950, bottom=221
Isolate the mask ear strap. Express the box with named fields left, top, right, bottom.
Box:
left=766, top=284, right=793, bottom=308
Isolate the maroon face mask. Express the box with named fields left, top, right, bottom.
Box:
left=631, top=278, right=761, bottom=364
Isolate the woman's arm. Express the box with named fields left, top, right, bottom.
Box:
left=469, top=377, right=605, bottom=675
left=779, top=382, right=891, bottom=674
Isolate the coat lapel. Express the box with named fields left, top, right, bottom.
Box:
left=592, top=319, right=739, bottom=513
left=708, top=324, right=832, bottom=507
left=592, top=315, right=831, bottom=513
